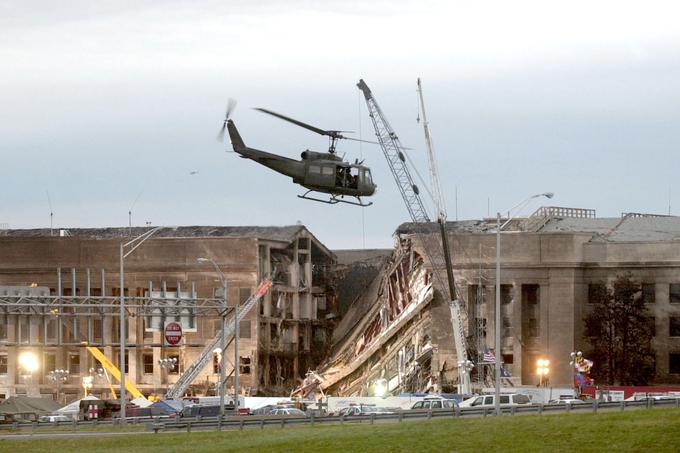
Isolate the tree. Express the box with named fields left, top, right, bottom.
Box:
left=584, top=274, right=655, bottom=385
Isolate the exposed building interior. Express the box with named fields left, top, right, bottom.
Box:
left=0, top=226, right=335, bottom=401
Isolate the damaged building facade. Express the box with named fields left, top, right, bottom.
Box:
left=317, top=208, right=680, bottom=396
left=0, top=226, right=335, bottom=401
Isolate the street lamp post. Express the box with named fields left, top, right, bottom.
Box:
left=47, top=369, right=70, bottom=403
left=536, top=358, right=550, bottom=387
left=119, top=226, right=170, bottom=423
left=494, top=192, right=553, bottom=416
left=197, top=257, right=230, bottom=418
left=158, top=357, right=178, bottom=395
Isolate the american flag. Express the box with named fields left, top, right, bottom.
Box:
left=482, top=349, right=496, bottom=363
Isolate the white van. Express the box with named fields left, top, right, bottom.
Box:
left=459, top=393, right=531, bottom=408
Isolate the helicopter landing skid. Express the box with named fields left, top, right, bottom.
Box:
left=298, top=190, right=372, bottom=207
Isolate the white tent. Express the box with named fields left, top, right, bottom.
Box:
left=56, top=395, right=100, bottom=415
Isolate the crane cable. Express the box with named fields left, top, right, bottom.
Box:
left=357, top=90, right=366, bottom=249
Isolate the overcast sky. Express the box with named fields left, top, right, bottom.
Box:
left=1, top=1, right=679, bottom=248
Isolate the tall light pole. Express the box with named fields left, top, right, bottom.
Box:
left=494, top=192, right=553, bottom=416
left=197, top=257, right=230, bottom=418
left=120, top=226, right=170, bottom=423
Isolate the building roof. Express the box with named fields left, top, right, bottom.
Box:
left=397, top=215, right=680, bottom=243
left=0, top=225, right=307, bottom=242
left=396, top=220, right=492, bottom=236
left=539, top=216, right=680, bottom=242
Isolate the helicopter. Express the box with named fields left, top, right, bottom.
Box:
left=218, top=101, right=377, bottom=207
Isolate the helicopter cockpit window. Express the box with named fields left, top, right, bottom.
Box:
left=362, top=169, right=373, bottom=185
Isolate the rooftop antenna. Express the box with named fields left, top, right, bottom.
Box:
left=455, top=185, right=459, bottom=221
left=128, top=190, right=143, bottom=236
left=46, top=190, right=54, bottom=236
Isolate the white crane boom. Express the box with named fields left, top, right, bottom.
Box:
left=358, top=78, right=471, bottom=394
left=417, top=78, right=447, bottom=222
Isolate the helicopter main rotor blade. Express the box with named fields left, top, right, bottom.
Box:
left=255, top=108, right=341, bottom=138
left=343, top=137, right=379, bottom=145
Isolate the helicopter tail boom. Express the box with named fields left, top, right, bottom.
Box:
left=226, top=119, right=305, bottom=180
left=227, top=119, right=246, bottom=151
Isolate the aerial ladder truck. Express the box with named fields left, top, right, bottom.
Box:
left=165, top=277, right=273, bottom=399
left=357, top=79, right=472, bottom=394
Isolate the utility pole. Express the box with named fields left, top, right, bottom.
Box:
left=234, top=304, right=239, bottom=414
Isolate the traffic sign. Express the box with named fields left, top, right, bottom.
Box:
left=164, top=322, right=183, bottom=346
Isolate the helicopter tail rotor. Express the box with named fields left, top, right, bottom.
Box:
left=217, top=98, right=238, bottom=142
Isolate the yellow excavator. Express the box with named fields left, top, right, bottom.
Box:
left=83, top=343, right=159, bottom=401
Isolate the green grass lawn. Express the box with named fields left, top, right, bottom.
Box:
left=2, top=408, right=679, bottom=453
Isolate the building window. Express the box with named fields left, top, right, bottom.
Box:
left=44, top=352, right=56, bottom=374
left=93, top=319, right=103, bottom=342
left=670, top=284, right=680, bottom=304
left=0, top=354, right=7, bottom=374
left=117, top=352, right=129, bottom=373
left=669, top=353, right=680, bottom=374
left=502, top=317, right=512, bottom=337
left=18, top=317, right=29, bottom=343
left=642, top=284, right=655, bottom=304
left=527, top=318, right=538, bottom=338
left=475, top=318, right=487, bottom=337
left=143, top=319, right=153, bottom=340
left=239, top=320, right=251, bottom=339
left=588, top=284, right=600, bottom=304
left=143, top=353, right=154, bottom=374
left=0, top=315, right=8, bottom=340
left=647, top=317, right=656, bottom=337
left=522, top=284, right=539, bottom=305
left=68, top=354, right=80, bottom=375
left=213, top=319, right=222, bottom=337
left=501, top=285, right=513, bottom=304
left=468, top=285, right=486, bottom=305
left=670, top=318, right=680, bottom=337
left=239, top=356, right=251, bottom=375
left=239, top=288, right=252, bottom=305
left=502, top=354, right=514, bottom=365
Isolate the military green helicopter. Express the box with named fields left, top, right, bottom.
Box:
left=218, top=101, right=377, bottom=206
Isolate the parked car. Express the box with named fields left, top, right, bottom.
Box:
left=459, top=393, right=532, bottom=408
left=334, top=405, right=396, bottom=416
left=269, top=408, right=307, bottom=417
left=410, top=397, right=458, bottom=410
left=39, top=414, right=71, bottom=423
left=547, top=399, right=587, bottom=405
left=181, top=405, right=221, bottom=418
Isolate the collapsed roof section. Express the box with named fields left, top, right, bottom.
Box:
left=315, top=240, right=437, bottom=396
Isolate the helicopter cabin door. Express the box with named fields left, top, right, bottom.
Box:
left=305, top=163, right=336, bottom=187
